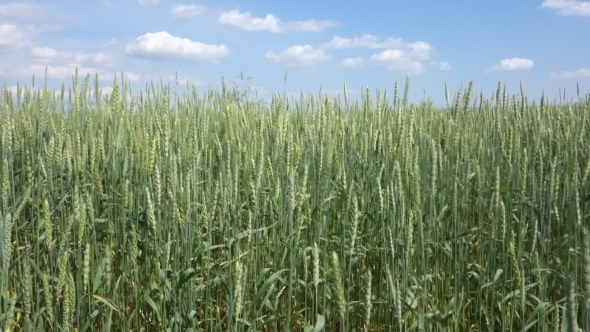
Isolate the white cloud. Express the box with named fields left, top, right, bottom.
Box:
left=14, top=64, right=141, bottom=85
left=0, top=23, right=64, bottom=50
left=3, top=42, right=129, bottom=83
left=0, top=2, right=48, bottom=20
left=31, top=46, right=58, bottom=58
left=0, top=24, right=32, bottom=48
left=438, top=61, right=452, bottom=71
left=486, top=57, right=534, bottom=73
left=218, top=11, right=281, bottom=32
left=321, top=34, right=405, bottom=49
left=138, top=0, right=160, bottom=5
left=125, top=31, right=231, bottom=63
left=321, top=35, right=436, bottom=74
left=103, top=38, right=118, bottom=46
left=171, top=4, right=207, bottom=20
left=125, top=73, right=142, bottom=82
left=23, top=23, right=65, bottom=36
left=217, top=10, right=340, bottom=33
left=370, top=41, right=433, bottom=74
left=265, top=44, right=331, bottom=66
left=550, top=68, right=590, bottom=78
left=30, top=46, right=117, bottom=65
left=338, top=57, right=365, bottom=68
left=16, top=64, right=109, bottom=81
left=102, top=0, right=113, bottom=7
left=539, top=0, right=590, bottom=16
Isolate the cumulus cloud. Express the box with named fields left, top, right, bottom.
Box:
left=0, top=22, right=64, bottom=51
left=436, top=61, right=452, bottom=71
left=321, top=35, right=436, bottom=74
left=125, top=31, right=231, bottom=63
left=15, top=63, right=141, bottom=86
left=337, top=57, right=365, bottom=68
left=321, top=34, right=405, bottom=49
left=550, top=68, right=590, bottom=78
left=138, top=0, right=160, bottom=5
left=103, top=38, right=118, bottom=46
left=1, top=8, right=103, bottom=81
left=11, top=46, right=127, bottom=81
left=31, top=46, right=58, bottom=58
left=171, top=4, right=207, bottom=20
left=30, top=46, right=117, bottom=65
left=538, top=0, right=590, bottom=16
left=486, top=57, right=534, bottom=73
left=0, top=2, right=49, bottom=20
left=265, top=45, right=331, bottom=66
left=217, top=10, right=340, bottom=33
left=369, top=41, right=433, bottom=74
left=16, top=64, right=109, bottom=81
left=0, top=24, right=32, bottom=48
left=6, top=43, right=136, bottom=83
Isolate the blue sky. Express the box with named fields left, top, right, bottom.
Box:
left=0, top=0, right=588, bottom=106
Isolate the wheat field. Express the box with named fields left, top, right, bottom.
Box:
left=1, top=70, right=589, bottom=331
